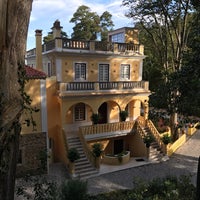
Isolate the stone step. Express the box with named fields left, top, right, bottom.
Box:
left=66, top=135, right=98, bottom=179
left=75, top=162, right=93, bottom=170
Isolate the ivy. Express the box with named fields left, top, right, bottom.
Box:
left=17, top=62, right=39, bottom=131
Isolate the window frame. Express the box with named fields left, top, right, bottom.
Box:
left=74, top=62, right=87, bottom=81
left=120, top=64, right=131, bottom=81
left=74, top=103, right=86, bottom=121
left=98, top=63, right=110, bottom=82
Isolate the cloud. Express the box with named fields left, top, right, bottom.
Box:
left=27, top=0, right=133, bottom=49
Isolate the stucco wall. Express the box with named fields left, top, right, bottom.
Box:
left=21, top=79, right=42, bottom=133
left=60, top=56, right=141, bottom=82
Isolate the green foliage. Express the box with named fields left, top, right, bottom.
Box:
left=143, top=134, right=154, bottom=148
left=59, top=179, right=88, bottom=200
left=43, top=31, right=68, bottom=43
left=18, top=63, right=40, bottom=131
left=91, top=113, right=100, bottom=124
left=16, top=175, right=196, bottom=200
left=70, top=5, right=113, bottom=41
left=16, top=176, right=58, bottom=200
left=67, top=148, right=80, bottom=162
left=119, top=110, right=128, bottom=122
left=100, top=11, right=114, bottom=41
left=161, top=133, right=172, bottom=145
left=122, top=0, right=197, bottom=120
left=92, top=143, right=103, bottom=158
left=88, top=176, right=195, bottom=200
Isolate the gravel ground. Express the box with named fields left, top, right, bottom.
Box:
left=15, top=130, right=200, bottom=199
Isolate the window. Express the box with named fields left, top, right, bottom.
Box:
left=75, top=103, right=85, bottom=121
left=74, top=63, right=86, bottom=80
left=121, top=64, right=130, bottom=80
left=111, top=33, right=125, bottom=43
left=99, top=64, right=109, bottom=82
left=47, top=62, right=52, bottom=77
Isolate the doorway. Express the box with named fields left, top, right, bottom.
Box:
left=114, top=139, right=124, bottom=154
left=98, top=102, right=107, bottom=124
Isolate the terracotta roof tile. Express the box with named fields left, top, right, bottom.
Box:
left=25, top=65, right=47, bottom=79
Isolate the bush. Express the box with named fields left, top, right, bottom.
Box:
left=67, top=148, right=80, bottom=162
left=59, top=179, right=88, bottom=200
left=143, top=134, right=154, bottom=148
left=92, top=143, right=103, bottom=157
left=161, top=133, right=172, bottom=145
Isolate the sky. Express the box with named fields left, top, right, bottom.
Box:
left=27, top=0, right=134, bottom=50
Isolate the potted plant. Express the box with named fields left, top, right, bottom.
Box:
left=143, top=134, right=154, bottom=148
left=120, top=110, right=128, bottom=122
left=67, top=148, right=80, bottom=175
left=92, top=143, right=103, bottom=169
left=161, top=133, right=172, bottom=145
left=91, top=113, right=100, bottom=125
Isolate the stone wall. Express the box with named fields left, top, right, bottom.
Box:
left=16, top=132, right=47, bottom=177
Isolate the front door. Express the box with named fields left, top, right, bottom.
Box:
left=114, top=139, right=124, bottom=154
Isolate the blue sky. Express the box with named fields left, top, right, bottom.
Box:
left=27, top=0, right=133, bottom=50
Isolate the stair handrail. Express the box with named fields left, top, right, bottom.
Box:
left=79, top=128, right=96, bottom=168
left=134, top=120, right=146, bottom=138
left=137, top=116, right=146, bottom=127
left=146, top=119, right=166, bottom=153
left=62, top=129, right=70, bottom=165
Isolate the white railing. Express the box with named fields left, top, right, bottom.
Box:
left=59, top=81, right=149, bottom=92
left=79, top=121, right=135, bottom=136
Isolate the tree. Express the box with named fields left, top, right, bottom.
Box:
left=122, top=0, right=193, bottom=135
left=100, top=11, right=114, bottom=41
left=176, top=1, right=200, bottom=117
left=43, top=31, right=68, bottom=43
left=70, top=5, right=100, bottom=40
left=0, top=0, right=33, bottom=199
left=70, top=5, right=114, bottom=41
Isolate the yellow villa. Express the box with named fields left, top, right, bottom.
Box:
left=24, top=20, right=166, bottom=178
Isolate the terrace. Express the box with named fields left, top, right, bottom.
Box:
left=26, top=38, right=144, bottom=57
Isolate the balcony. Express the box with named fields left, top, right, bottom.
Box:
left=26, top=38, right=144, bottom=57
left=79, top=121, right=136, bottom=141
left=59, top=81, right=149, bottom=97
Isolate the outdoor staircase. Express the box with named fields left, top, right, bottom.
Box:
left=149, top=142, right=166, bottom=162
left=142, top=126, right=168, bottom=162
left=67, top=136, right=99, bottom=179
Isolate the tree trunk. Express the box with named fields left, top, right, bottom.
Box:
left=197, top=156, right=200, bottom=200
left=0, top=1, right=33, bottom=199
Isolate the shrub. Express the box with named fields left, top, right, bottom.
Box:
left=91, top=113, right=100, bottom=124
left=119, top=110, right=128, bottom=122
left=143, top=134, right=154, bottom=148
left=67, top=148, right=80, bottom=162
left=59, top=179, right=88, bottom=200
left=161, top=133, right=172, bottom=145
left=92, top=143, right=103, bottom=157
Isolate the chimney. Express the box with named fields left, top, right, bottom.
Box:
left=35, top=29, right=42, bottom=71
left=51, top=20, right=63, bottom=38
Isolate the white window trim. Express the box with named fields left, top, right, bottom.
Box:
left=98, top=63, right=110, bottom=82
left=74, top=103, right=87, bottom=122
left=120, top=63, right=131, bottom=81
left=73, top=62, right=88, bottom=81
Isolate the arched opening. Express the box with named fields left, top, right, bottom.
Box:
left=98, top=102, right=107, bottom=124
